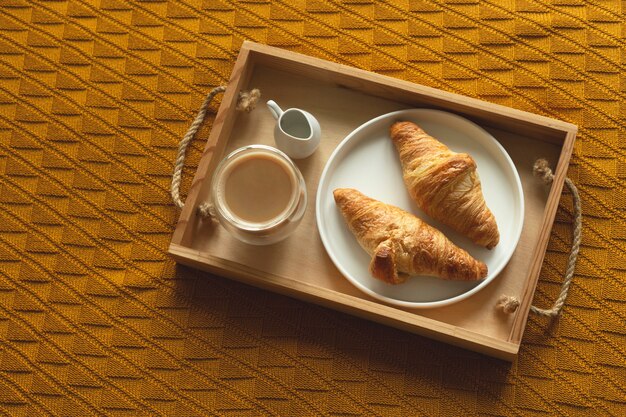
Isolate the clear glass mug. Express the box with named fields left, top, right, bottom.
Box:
left=210, top=145, right=307, bottom=245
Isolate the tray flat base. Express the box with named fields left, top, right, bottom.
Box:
left=176, top=65, right=561, bottom=348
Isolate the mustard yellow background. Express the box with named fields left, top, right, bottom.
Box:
left=1, top=0, right=625, bottom=415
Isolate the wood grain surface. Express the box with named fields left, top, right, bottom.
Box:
left=170, top=43, right=576, bottom=359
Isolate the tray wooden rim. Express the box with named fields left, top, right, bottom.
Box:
left=169, top=41, right=577, bottom=361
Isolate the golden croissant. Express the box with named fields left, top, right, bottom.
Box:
left=390, top=121, right=500, bottom=249
left=333, top=188, right=487, bottom=284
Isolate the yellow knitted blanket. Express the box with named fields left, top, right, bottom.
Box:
left=1, top=0, right=624, bottom=415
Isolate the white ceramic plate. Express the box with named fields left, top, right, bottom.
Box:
left=316, top=109, right=524, bottom=308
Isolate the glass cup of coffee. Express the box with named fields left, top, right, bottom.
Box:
left=210, top=145, right=307, bottom=245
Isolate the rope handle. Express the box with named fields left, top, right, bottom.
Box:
left=170, top=86, right=261, bottom=218
left=497, top=159, right=582, bottom=318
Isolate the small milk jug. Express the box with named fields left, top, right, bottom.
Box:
left=266, top=100, right=321, bottom=159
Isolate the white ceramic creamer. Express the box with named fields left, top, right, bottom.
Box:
left=266, top=100, right=321, bottom=159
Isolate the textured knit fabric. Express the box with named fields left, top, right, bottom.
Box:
left=1, top=1, right=625, bottom=416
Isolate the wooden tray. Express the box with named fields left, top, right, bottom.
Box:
left=169, top=41, right=577, bottom=360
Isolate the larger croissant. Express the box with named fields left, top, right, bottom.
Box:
left=390, top=121, right=500, bottom=249
left=334, top=188, right=487, bottom=284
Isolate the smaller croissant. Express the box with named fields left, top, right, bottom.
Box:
left=334, top=188, right=487, bottom=284
left=390, top=121, right=499, bottom=249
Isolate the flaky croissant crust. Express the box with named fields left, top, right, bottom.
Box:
left=390, top=121, right=500, bottom=249
left=333, top=188, right=487, bottom=284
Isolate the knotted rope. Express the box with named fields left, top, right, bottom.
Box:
left=497, top=159, right=582, bottom=318
left=170, top=86, right=261, bottom=218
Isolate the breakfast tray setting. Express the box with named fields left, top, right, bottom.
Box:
left=169, top=41, right=577, bottom=361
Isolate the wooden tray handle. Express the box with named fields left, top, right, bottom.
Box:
left=498, top=159, right=582, bottom=318
left=170, top=86, right=261, bottom=218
